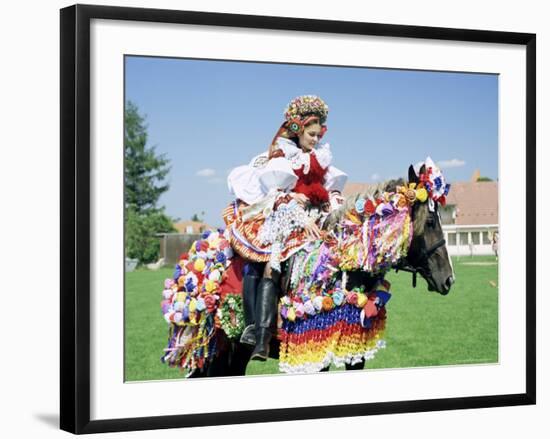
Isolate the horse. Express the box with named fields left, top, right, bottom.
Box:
left=179, top=162, right=454, bottom=378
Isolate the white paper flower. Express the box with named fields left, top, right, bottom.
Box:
left=313, top=296, right=324, bottom=311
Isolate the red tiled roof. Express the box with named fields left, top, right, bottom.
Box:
left=342, top=182, right=378, bottom=198
left=445, top=181, right=498, bottom=225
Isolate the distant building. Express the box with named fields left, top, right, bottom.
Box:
left=173, top=220, right=213, bottom=235
left=443, top=180, right=498, bottom=256
left=156, top=220, right=217, bottom=265
left=445, top=181, right=498, bottom=226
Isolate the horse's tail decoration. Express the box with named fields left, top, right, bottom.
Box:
left=160, top=230, right=244, bottom=374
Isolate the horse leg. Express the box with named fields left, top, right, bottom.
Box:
left=206, top=350, right=232, bottom=377
left=319, top=360, right=365, bottom=373
left=345, top=360, right=365, bottom=371
left=227, top=342, right=252, bottom=375
left=187, top=368, right=208, bottom=378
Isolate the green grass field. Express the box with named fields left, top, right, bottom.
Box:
left=125, top=255, right=498, bottom=381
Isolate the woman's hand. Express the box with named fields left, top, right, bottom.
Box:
left=290, top=192, right=309, bottom=207
left=303, top=219, right=321, bottom=240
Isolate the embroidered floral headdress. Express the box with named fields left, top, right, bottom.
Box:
left=283, top=95, right=329, bottom=136
left=284, top=95, right=329, bottom=124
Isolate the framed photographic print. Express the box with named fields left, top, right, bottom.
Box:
left=60, top=4, right=536, bottom=434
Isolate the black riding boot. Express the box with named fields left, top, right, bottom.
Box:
left=239, top=273, right=260, bottom=346
left=250, top=277, right=279, bottom=361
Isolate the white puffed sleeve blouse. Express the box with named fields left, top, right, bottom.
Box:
left=227, top=137, right=348, bottom=205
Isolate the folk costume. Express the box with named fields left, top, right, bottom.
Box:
left=224, top=136, right=348, bottom=267
left=222, top=95, right=348, bottom=360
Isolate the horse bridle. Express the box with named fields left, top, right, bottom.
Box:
left=395, top=209, right=446, bottom=288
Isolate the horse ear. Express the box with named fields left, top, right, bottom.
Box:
left=408, top=165, right=418, bottom=184
left=419, top=164, right=426, bottom=176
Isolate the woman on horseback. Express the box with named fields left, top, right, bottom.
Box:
left=223, top=95, right=348, bottom=361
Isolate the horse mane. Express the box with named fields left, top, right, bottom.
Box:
left=322, top=177, right=428, bottom=236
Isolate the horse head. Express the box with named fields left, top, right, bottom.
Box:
left=400, top=163, right=455, bottom=295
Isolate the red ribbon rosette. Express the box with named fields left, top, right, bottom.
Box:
left=364, top=199, right=376, bottom=216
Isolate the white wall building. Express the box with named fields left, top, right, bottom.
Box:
left=443, top=224, right=498, bottom=257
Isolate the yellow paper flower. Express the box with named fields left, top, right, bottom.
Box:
left=408, top=182, right=417, bottom=190
left=194, top=258, right=206, bottom=272
left=209, top=237, right=221, bottom=249
left=405, top=188, right=417, bottom=203
left=416, top=188, right=428, bottom=202
left=287, top=307, right=296, bottom=322
left=345, top=211, right=362, bottom=225
left=205, top=279, right=216, bottom=293
left=357, top=293, right=367, bottom=308
left=189, top=298, right=197, bottom=312
left=176, top=292, right=187, bottom=302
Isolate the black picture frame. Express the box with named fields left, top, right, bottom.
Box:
left=60, top=4, right=536, bottom=434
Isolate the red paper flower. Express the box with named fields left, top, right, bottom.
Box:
left=364, top=199, right=376, bottom=215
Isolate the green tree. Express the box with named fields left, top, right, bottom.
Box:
left=125, top=207, right=175, bottom=264
left=477, top=176, right=493, bottom=182
left=125, top=101, right=170, bottom=214
left=190, top=211, right=205, bottom=222
left=124, top=101, right=175, bottom=264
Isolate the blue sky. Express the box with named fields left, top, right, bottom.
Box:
left=125, top=56, right=498, bottom=228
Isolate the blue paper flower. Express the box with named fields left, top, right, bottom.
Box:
left=201, top=230, right=211, bottom=239
left=381, top=203, right=394, bottom=216
left=185, top=277, right=196, bottom=293
left=355, top=197, right=365, bottom=214
left=216, top=252, right=227, bottom=264
left=173, top=264, right=182, bottom=280
left=332, top=290, right=345, bottom=306
left=375, top=291, right=392, bottom=307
